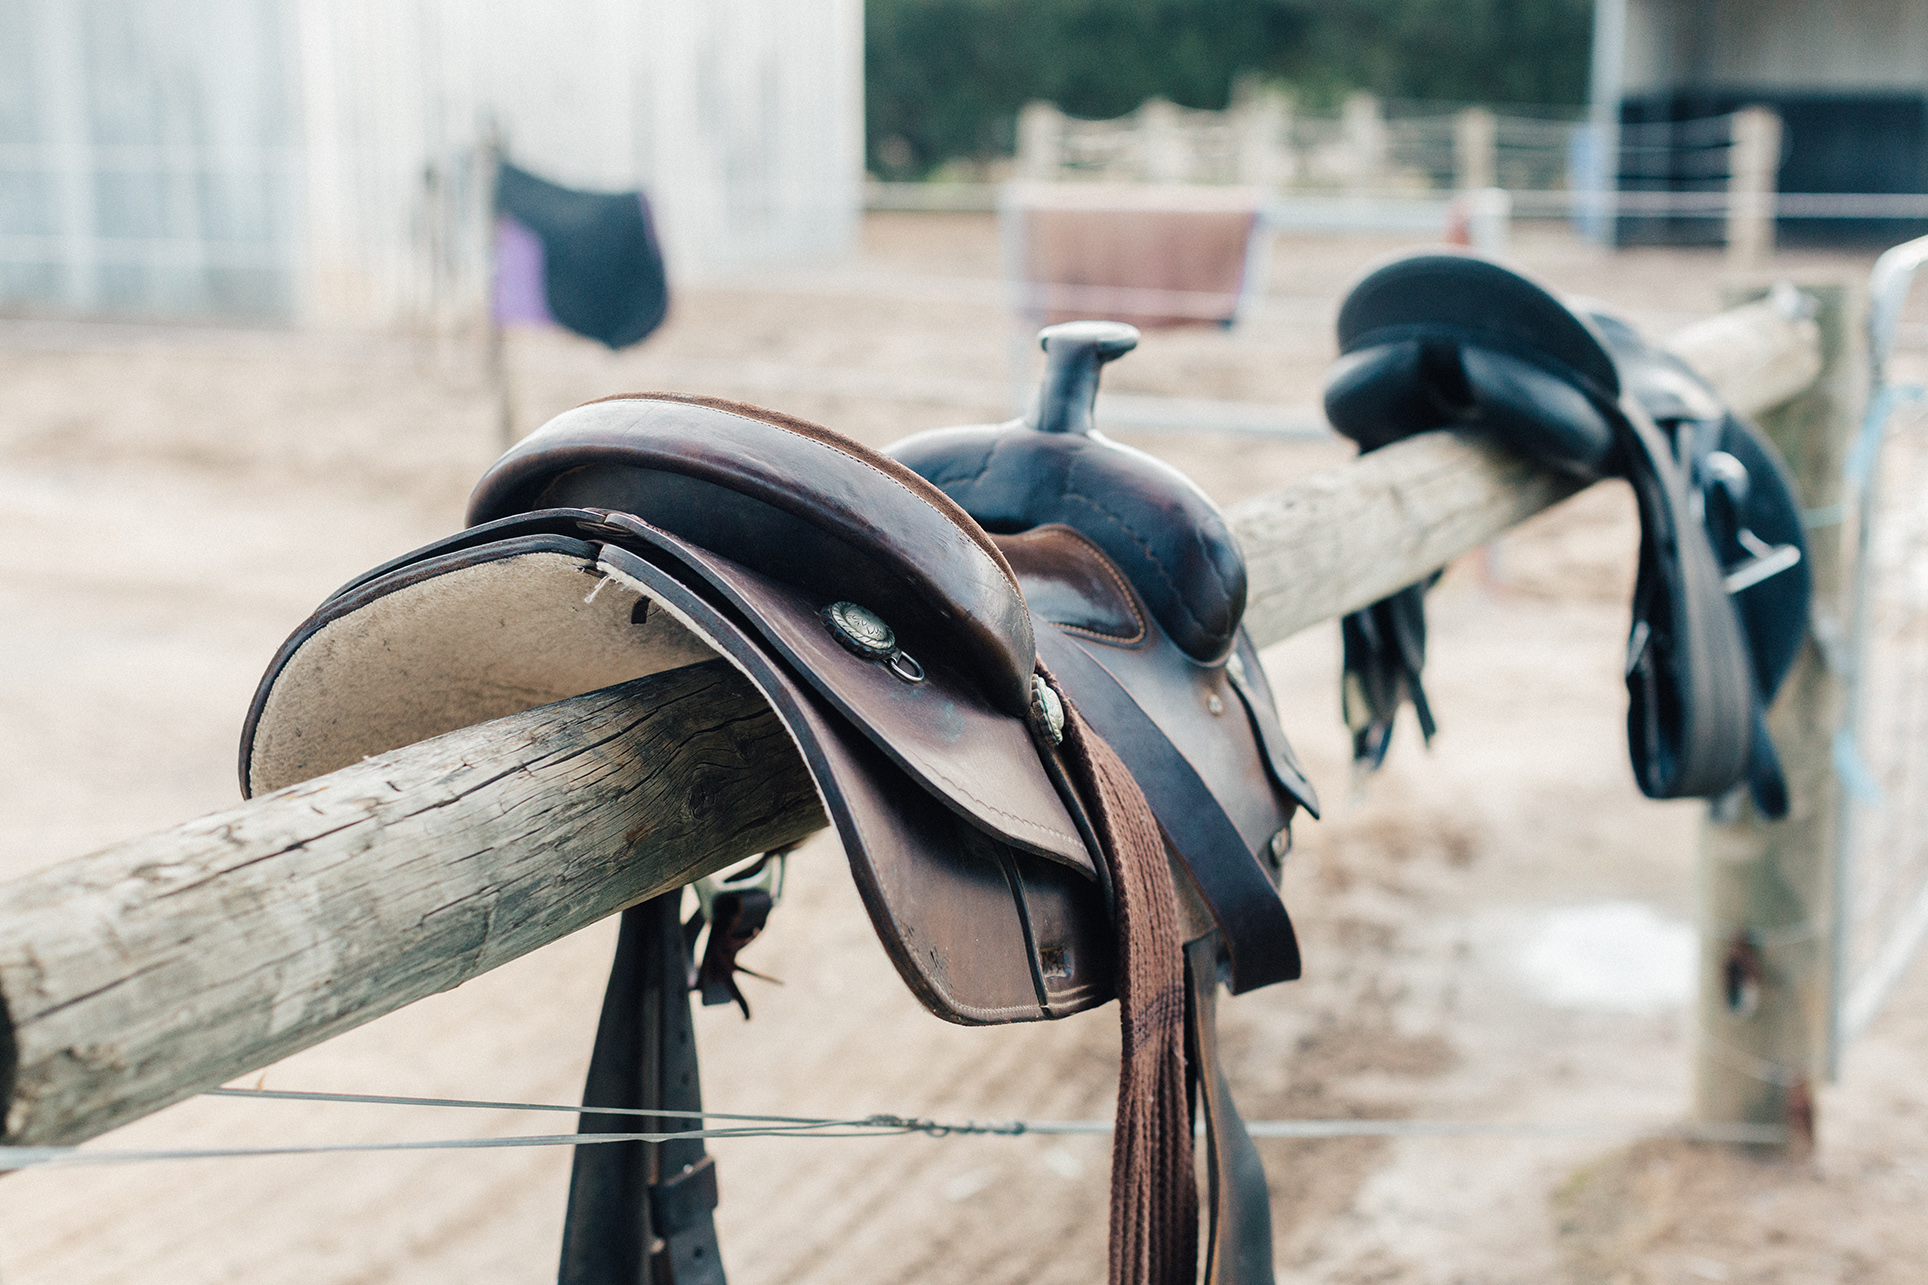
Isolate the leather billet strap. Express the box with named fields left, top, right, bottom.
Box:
left=1036, top=624, right=1302, bottom=993
left=1187, top=932, right=1275, bottom=1285
left=1613, top=393, right=1757, bottom=801
left=1041, top=672, right=1197, bottom=1285
left=1225, top=632, right=1319, bottom=822
left=560, top=894, right=726, bottom=1285
left=1337, top=581, right=1435, bottom=771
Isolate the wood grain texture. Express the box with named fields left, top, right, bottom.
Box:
left=1695, top=283, right=1864, bottom=1144
left=1232, top=296, right=1824, bottom=648
left=0, top=298, right=1822, bottom=1149
left=0, top=661, right=821, bottom=1145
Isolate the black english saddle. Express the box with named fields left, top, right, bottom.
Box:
left=1322, top=252, right=1810, bottom=815
left=241, top=323, right=1315, bottom=1285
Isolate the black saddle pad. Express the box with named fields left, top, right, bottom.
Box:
left=497, top=161, right=670, bottom=350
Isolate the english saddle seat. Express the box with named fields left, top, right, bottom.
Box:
left=1322, top=252, right=1810, bottom=816
left=241, top=322, right=1315, bottom=1285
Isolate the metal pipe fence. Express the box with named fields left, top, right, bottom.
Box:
left=1832, top=234, right=1928, bottom=1062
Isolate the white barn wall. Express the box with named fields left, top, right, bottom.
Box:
left=0, top=0, right=300, bottom=316
left=295, top=0, right=863, bottom=327
left=1, top=0, right=863, bottom=326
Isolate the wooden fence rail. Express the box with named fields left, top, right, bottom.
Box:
left=0, top=295, right=1822, bottom=1150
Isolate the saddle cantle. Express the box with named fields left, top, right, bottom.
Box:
left=242, top=365, right=1316, bottom=1284
left=1322, top=251, right=1810, bottom=815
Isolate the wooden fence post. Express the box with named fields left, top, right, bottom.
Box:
left=1341, top=93, right=1386, bottom=192
left=1454, top=107, right=1497, bottom=192
left=1695, top=281, right=1867, bottom=1147
left=1016, top=101, right=1064, bottom=182
left=1726, top=107, right=1783, bottom=267
left=1138, top=97, right=1187, bottom=183
left=1233, top=88, right=1289, bottom=189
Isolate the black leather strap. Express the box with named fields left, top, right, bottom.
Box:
left=1337, top=581, right=1436, bottom=770
left=1187, top=933, right=1275, bottom=1285
left=1034, top=622, right=1302, bottom=992
left=559, top=895, right=727, bottom=1285
left=1227, top=631, right=1320, bottom=817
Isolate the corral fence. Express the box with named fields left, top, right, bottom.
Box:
left=0, top=280, right=1885, bottom=1173
left=873, top=93, right=1928, bottom=267
left=1831, top=236, right=1928, bottom=1064
left=1016, top=92, right=1584, bottom=199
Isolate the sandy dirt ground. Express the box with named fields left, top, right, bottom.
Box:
left=0, top=215, right=1924, bottom=1284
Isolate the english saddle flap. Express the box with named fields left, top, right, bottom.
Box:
left=1322, top=251, right=1809, bottom=815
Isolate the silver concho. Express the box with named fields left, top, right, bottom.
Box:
left=824, top=601, right=924, bottom=683
left=825, top=601, right=896, bottom=657
left=1032, top=674, right=1065, bottom=745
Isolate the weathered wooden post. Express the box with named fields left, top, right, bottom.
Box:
left=1453, top=107, right=1497, bottom=192
left=1695, top=281, right=1867, bottom=1147
left=1233, top=88, right=1290, bottom=190
left=1016, top=101, right=1065, bottom=182
left=1341, top=93, right=1387, bottom=193
left=1726, top=107, right=1783, bottom=267
left=1137, top=97, right=1188, bottom=183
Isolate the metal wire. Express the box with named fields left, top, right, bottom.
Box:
left=0, top=1086, right=1782, bottom=1171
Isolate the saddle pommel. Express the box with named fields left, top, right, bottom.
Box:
left=1032, top=320, right=1139, bottom=436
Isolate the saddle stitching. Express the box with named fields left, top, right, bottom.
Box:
left=617, top=395, right=1026, bottom=605
left=1021, top=525, right=1149, bottom=646
left=916, top=758, right=1084, bottom=851
left=1058, top=483, right=1232, bottom=645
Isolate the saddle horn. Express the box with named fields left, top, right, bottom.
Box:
left=1031, top=319, right=1139, bottom=436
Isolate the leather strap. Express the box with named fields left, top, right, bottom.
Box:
left=1614, top=396, right=1755, bottom=801
left=559, top=895, right=727, bottom=1285
left=1226, top=632, right=1319, bottom=817
left=1187, top=933, right=1275, bottom=1285
left=1044, top=675, right=1196, bottom=1285
left=1034, top=624, right=1302, bottom=993
left=1338, top=582, right=1436, bottom=770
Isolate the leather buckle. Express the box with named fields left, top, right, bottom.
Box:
left=648, top=1155, right=721, bottom=1237
left=1723, top=527, right=1802, bottom=594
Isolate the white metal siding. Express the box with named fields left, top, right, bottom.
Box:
left=1, top=0, right=863, bottom=324
left=0, top=0, right=300, bottom=316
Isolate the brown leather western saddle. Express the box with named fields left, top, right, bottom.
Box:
left=241, top=321, right=1314, bottom=1285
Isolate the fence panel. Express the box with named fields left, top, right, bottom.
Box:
left=1835, top=235, right=1928, bottom=1055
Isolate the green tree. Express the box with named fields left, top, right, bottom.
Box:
left=866, top=0, right=1594, bottom=177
